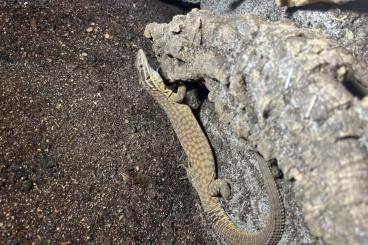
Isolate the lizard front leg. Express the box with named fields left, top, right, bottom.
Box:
left=167, top=83, right=186, bottom=103
left=209, top=179, right=231, bottom=200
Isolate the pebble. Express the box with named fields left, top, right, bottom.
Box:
left=86, top=27, right=94, bottom=33
left=30, top=18, right=37, bottom=29
left=104, top=33, right=111, bottom=39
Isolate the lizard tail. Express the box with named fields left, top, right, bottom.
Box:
left=206, top=154, right=285, bottom=245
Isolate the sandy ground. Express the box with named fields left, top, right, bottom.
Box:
left=0, top=0, right=215, bottom=244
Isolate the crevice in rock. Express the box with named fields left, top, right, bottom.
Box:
left=342, top=79, right=367, bottom=99
left=335, top=134, right=361, bottom=142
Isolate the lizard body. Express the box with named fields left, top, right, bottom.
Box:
left=135, top=49, right=284, bottom=245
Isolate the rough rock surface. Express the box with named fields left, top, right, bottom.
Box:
left=200, top=0, right=368, bottom=62
left=201, top=100, right=319, bottom=244
left=144, top=9, right=368, bottom=245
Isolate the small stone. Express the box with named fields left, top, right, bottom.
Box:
left=124, top=119, right=129, bottom=124
left=30, top=18, right=37, bottom=29
left=86, top=27, right=94, bottom=33
left=104, top=33, right=111, bottom=39
left=81, top=52, right=88, bottom=57
left=36, top=207, right=43, bottom=218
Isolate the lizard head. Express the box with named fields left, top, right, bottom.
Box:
left=135, top=49, right=165, bottom=92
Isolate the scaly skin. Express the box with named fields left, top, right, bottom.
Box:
left=135, top=49, right=285, bottom=245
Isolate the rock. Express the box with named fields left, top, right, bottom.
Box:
left=145, top=9, right=368, bottom=245
left=201, top=0, right=368, bottom=62
left=200, top=100, right=313, bottom=244
left=86, top=26, right=94, bottom=33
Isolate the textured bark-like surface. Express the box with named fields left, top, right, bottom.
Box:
left=200, top=101, right=318, bottom=245
left=201, top=0, right=368, bottom=62
left=144, top=9, right=368, bottom=245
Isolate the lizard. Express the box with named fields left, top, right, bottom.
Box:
left=135, top=49, right=285, bottom=245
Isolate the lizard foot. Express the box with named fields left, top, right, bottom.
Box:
left=209, top=179, right=231, bottom=200
left=178, top=163, right=190, bottom=180
left=168, top=84, right=186, bottom=103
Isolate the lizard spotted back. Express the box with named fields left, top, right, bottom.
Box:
left=135, top=49, right=284, bottom=245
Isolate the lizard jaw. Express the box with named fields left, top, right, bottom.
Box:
left=135, top=49, right=164, bottom=92
left=135, top=49, right=150, bottom=83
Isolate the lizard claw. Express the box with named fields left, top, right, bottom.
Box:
left=178, top=163, right=192, bottom=180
